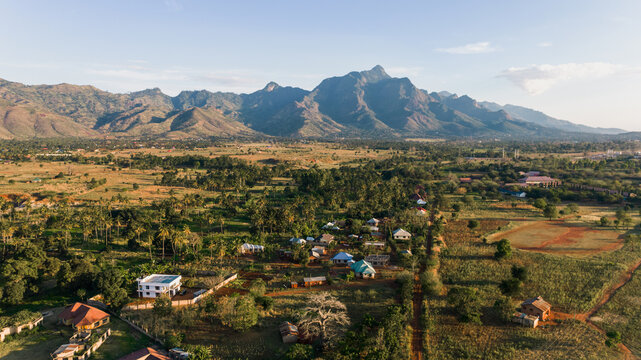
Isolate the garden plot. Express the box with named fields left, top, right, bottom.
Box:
left=490, top=220, right=624, bottom=257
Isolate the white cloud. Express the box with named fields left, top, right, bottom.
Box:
left=83, top=64, right=264, bottom=94
left=435, top=42, right=496, bottom=55
left=85, top=67, right=188, bottom=82
left=537, top=42, right=552, bottom=48
left=499, top=62, right=641, bottom=95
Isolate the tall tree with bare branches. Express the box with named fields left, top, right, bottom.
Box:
left=297, top=292, right=350, bottom=348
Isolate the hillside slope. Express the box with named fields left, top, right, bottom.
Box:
left=0, top=67, right=626, bottom=139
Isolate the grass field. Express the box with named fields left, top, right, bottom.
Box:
left=433, top=206, right=641, bottom=359
left=593, top=267, right=641, bottom=357
left=0, top=142, right=400, bottom=204
left=428, top=315, right=622, bottom=360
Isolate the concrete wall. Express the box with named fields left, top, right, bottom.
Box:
left=73, top=329, right=111, bottom=360
left=122, top=273, right=238, bottom=311
left=0, top=316, right=43, bottom=342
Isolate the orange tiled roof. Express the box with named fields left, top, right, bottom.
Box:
left=118, top=347, right=170, bottom=360
left=521, top=296, right=551, bottom=312
left=58, top=302, right=109, bottom=327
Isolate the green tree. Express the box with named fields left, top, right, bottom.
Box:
left=511, top=265, right=528, bottom=281
left=533, top=198, right=547, bottom=210
left=467, top=220, right=479, bottom=231
left=219, top=295, right=258, bottom=331
left=600, top=216, right=611, bottom=227
left=605, top=330, right=622, bottom=347
left=494, top=239, right=512, bottom=260
left=95, top=267, right=129, bottom=309
left=153, top=294, right=173, bottom=317
left=543, top=204, right=558, bottom=220
left=420, top=270, right=443, bottom=297
left=182, top=344, right=212, bottom=360
left=249, top=278, right=267, bottom=297
left=499, top=278, right=522, bottom=296
left=446, top=286, right=482, bottom=324
left=565, top=203, right=579, bottom=214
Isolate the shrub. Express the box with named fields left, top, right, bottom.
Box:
left=494, top=239, right=512, bottom=260
left=447, top=286, right=482, bottom=324
left=499, top=278, right=522, bottom=296
left=420, top=270, right=443, bottom=297
left=511, top=265, right=528, bottom=281
left=285, top=343, right=313, bottom=360
left=255, top=295, right=274, bottom=311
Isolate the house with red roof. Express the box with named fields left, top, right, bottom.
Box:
left=118, top=347, right=170, bottom=360
left=58, top=302, right=110, bottom=330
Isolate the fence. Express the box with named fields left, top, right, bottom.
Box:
left=122, top=273, right=238, bottom=311
left=72, top=328, right=111, bottom=360
left=0, top=316, right=44, bottom=342
left=118, top=315, right=165, bottom=345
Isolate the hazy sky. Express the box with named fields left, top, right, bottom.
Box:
left=2, top=0, right=641, bottom=130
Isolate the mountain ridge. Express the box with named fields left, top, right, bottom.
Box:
left=0, top=66, right=628, bottom=139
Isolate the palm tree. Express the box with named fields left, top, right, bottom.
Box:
left=133, top=222, right=145, bottom=246
left=157, top=226, right=171, bottom=261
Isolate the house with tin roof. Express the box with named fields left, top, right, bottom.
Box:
left=351, top=260, right=376, bottom=279
left=331, top=252, right=354, bottom=265
left=51, top=343, right=81, bottom=359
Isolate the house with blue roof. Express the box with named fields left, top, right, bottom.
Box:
left=351, top=259, right=376, bottom=279
left=331, top=251, right=354, bottom=265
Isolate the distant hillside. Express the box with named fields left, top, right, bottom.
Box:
left=478, top=101, right=624, bottom=135
left=0, top=67, right=628, bottom=139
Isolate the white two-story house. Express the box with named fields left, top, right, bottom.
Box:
left=136, top=274, right=182, bottom=298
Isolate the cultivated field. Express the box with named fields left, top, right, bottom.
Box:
left=491, top=220, right=624, bottom=257
left=485, top=204, right=629, bottom=257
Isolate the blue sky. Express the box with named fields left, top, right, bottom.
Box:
left=1, top=0, right=641, bottom=130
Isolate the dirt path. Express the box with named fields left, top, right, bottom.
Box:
left=551, top=258, right=641, bottom=359
left=410, top=272, right=423, bottom=360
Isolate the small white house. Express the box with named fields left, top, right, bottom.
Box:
left=417, top=199, right=427, bottom=206
left=393, top=228, right=412, bottom=240
left=367, top=218, right=380, bottom=226
left=137, top=274, right=182, bottom=298
left=240, top=243, right=265, bottom=254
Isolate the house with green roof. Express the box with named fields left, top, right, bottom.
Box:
left=350, top=259, right=376, bottom=279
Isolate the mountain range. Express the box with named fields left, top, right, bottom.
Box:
left=0, top=65, right=628, bottom=139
